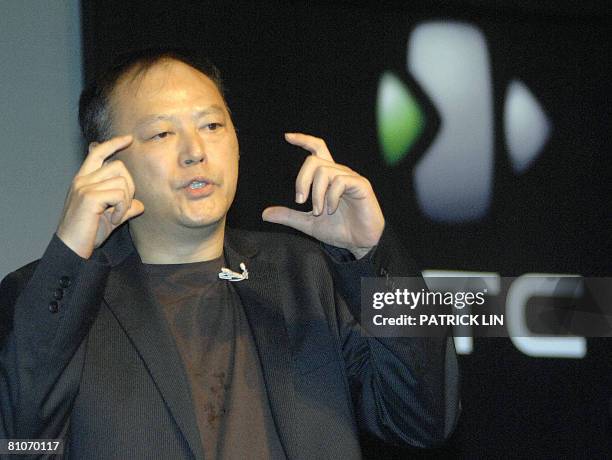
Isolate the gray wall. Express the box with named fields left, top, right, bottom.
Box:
left=0, top=0, right=82, bottom=278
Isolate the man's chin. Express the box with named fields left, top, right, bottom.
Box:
left=177, top=213, right=226, bottom=230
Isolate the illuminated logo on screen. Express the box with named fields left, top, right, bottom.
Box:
left=377, top=22, right=579, bottom=359
left=424, top=271, right=588, bottom=359
left=377, top=21, right=552, bottom=223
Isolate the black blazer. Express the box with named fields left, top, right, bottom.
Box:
left=0, top=224, right=459, bottom=459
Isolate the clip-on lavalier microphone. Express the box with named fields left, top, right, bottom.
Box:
left=218, top=262, right=249, bottom=282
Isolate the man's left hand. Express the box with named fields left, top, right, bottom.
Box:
left=262, top=133, right=385, bottom=259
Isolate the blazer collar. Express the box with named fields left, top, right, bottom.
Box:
left=100, top=224, right=303, bottom=460
left=101, top=227, right=205, bottom=460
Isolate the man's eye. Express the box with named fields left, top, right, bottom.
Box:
left=151, top=131, right=172, bottom=140
left=201, top=123, right=222, bottom=131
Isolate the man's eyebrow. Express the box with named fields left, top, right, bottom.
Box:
left=193, top=105, right=225, bottom=118
left=134, top=114, right=176, bottom=130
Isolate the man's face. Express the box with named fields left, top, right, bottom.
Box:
left=110, top=59, right=239, bottom=235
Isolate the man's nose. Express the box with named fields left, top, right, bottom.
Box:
left=180, top=129, right=206, bottom=166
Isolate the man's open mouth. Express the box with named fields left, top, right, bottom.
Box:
left=189, top=180, right=208, bottom=190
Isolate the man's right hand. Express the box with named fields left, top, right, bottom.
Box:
left=56, top=135, right=144, bottom=259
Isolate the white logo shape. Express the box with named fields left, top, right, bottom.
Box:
left=408, top=21, right=551, bottom=222
left=504, top=80, right=552, bottom=174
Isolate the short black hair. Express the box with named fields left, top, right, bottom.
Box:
left=78, top=47, right=225, bottom=144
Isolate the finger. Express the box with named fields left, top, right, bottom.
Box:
left=79, top=160, right=135, bottom=199
left=285, top=132, right=334, bottom=162
left=294, top=155, right=318, bottom=204
left=83, top=189, right=129, bottom=216
left=80, top=176, right=131, bottom=201
left=118, top=199, right=145, bottom=224
left=80, top=179, right=130, bottom=224
left=262, top=206, right=313, bottom=235
left=108, top=184, right=130, bottom=225
left=295, top=156, right=348, bottom=204
left=326, top=175, right=369, bottom=214
left=311, top=166, right=332, bottom=216
left=79, top=135, right=133, bottom=176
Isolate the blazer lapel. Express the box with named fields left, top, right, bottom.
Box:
left=224, top=229, right=303, bottom=460
left=97, top=225, right=303, bottom=460
left=100, top=227, right=205, bottom=460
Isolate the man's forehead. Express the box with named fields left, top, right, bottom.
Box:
left=109, top=58, right=226, bottom=126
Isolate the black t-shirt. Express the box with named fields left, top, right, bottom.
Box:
left=141, top=256, right=286, bottom=459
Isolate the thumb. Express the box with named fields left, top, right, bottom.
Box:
left=262, top=206, right=313, bottom=235
left=120, top=199, right=145, bottom=224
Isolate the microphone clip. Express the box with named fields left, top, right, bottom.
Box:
left=219, top=262, right=249, bottom=282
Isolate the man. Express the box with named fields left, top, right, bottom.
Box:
left=0, top=49, right=459, bottom=459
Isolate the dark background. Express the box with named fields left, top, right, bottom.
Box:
left=82, top=0, right=611, bottom=457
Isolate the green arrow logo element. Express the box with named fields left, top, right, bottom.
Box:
left=376, top=72, right=425, bottom=166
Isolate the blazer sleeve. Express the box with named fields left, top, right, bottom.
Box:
left=0, top=234, right=111, bottom=439
left=322, top=224, right=461, bottom=448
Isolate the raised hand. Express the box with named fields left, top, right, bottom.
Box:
left=262, top=133, right=385, bottom=259
left=56, top=135, right=144, bottom=259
